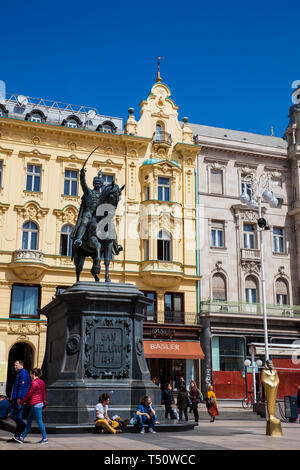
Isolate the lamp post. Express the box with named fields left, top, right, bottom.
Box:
left=244, top=357, right=263, bottom=403
left=240, top=174, right=278, bottom=364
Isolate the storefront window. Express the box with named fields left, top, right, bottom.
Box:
left=212, top=336, right=245, bottom=371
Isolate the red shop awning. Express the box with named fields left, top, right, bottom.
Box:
left=143, top=340, right=205, bottom=359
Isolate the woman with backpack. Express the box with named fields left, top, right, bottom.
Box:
left=205, top=385, right=219, bottom=422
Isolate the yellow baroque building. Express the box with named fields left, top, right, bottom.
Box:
left=0, top=76, right=202, bottom=395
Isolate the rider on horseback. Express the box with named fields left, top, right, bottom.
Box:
left=72, top=168, right=104, bottom=247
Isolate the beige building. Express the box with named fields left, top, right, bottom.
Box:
left=192, top=86, right=300, bottom=399
left=0, top=75, right=202, bottom=395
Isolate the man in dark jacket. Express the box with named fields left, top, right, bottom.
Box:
left=162, top=383, right=174, bottom=419
left=177, top=385, right=189, bottom=421
left=9, top=360, right=31, bottom=440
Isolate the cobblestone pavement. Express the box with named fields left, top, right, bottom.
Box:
left=1, top=420, right=300, bottom=451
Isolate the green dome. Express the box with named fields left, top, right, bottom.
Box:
left=141, top=158, right=181, bottom=168
left=141, top=158, right=163, bottom=166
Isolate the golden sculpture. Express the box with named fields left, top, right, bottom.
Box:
left=261, top=360, right=283, bottom=437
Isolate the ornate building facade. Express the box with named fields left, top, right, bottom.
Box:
left=1, top=76, right=300, bottom=400
left=0, top=76, right=202, bottom=395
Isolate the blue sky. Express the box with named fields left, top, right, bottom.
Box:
left=1, top=0, right=299, bottom=137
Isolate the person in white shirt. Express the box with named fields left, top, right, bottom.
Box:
left=94, top=394, right=122, bottom=434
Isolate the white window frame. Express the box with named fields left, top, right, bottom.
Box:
left=211, top=224, right=224, bottom=248
left=22, top=221, right=39, bottom=250
left=60, top=225, right=73, bottom=257
left=158, top=177, right=170, bottom=201
left=243, top=224, right=255, bottom=249
left=64, top=169, right=78, bottom=196
left=273, top=227, right=284, bottom=253
left=26, top=164, right=41, bottom=192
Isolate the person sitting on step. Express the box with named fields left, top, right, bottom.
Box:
left=135, top=395, right=157, bottom=434
left=94, top=394, right=122, bottom=434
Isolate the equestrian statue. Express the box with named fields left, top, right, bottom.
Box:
left=71, top=160, right=124, bottom=282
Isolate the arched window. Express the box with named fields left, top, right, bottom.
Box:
left=96, top=121, right=117, bottom=134
left=276, top=278, right=288, bottom=305
left=22, top=221, right=38, bottom=250
left=67, top=119, right=78, bottom=128
left=62, top=115, right=82, bottom=129
left=157, top=230, right=171, bottom=261
left=60, top=225, right=73, bottom=257
left=156, top=123, right=163, bottom=141
left=31, top=114, right=42, bottom=123
left=245, top=276, right=258, bottom=303
left=25, top=109, right=46, bottom=123
left=212, top=273, right=227, bottom=301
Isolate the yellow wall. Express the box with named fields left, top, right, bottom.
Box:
left=0, top=79, right=200, bottom=392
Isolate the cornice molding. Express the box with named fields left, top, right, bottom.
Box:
left=199, top=140, right=287, bottom=160
left=92, top=158, right=123, bottom=170
left=0, top=145, right=14, bottom=156
left=19, top=148, right=51, bottom=160
left=56, top=154, right=85, bottom=164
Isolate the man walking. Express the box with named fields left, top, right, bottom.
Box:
left=9, top=360, right=31, bottom=441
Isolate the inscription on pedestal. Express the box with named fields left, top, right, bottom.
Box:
left=85, top=317, right=131, bottom=379
left=94, top=328, right=122, bottom=368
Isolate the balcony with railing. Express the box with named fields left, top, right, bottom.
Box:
left=240, top=248, right=261, bottom=261
left=200, top=300, right=300, bottom=319
left=152, top=131, right=172, bottom=148
left=10, top=249, right=47, bottom=280
left=144, top=310, right=198, bottom=325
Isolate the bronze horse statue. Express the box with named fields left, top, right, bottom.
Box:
left=71, top=178, right=124, bottom=282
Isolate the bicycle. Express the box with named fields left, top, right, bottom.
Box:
left=242, top=391, right=258, bottom=409
left=242, top=390, right=262, bottom=409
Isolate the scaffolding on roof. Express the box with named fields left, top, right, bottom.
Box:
left=4, top=92, right=99, bottom=116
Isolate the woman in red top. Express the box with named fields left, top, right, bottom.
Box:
left=13, top=368, right=48, bottom=444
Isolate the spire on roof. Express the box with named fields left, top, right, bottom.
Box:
left=156, top=56, right=164, bottom=83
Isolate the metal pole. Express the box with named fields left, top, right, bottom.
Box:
left=258, top=195, right=269, bottom=363
left=251, top=348, right=257, bottom=403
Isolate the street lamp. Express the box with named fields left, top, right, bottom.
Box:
left=244, top=357, right=263, bottom=403
left=240, top=174, right=278, bottom=365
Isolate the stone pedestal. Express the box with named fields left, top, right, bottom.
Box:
left=40, top=282, right=163, bottom=425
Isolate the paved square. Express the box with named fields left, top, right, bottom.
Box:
left=1, top=420, right=300, bottom=451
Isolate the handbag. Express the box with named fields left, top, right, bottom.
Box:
left=170, top=407, right=179, bottom=420
left=37, top=379, right=48, bottom=408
